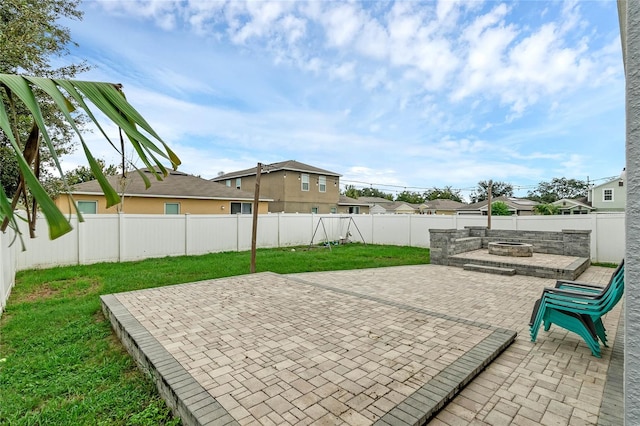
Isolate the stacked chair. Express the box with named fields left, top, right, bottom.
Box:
left=529, top=260, right=624, bottom=357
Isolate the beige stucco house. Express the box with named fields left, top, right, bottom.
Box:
left=213, top=160, right=348, bottom=214
left=55, top=168, right=270, bottom=215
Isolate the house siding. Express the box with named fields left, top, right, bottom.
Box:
left=55, top=194, right=269, bottom=215
left=591, top=180, right=626, bottom=211
left=234, top=169, right=341, bottom=213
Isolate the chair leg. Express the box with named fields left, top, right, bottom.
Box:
left=545, top=309, right=601, bottom=357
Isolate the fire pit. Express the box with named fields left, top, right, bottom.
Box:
left=488, top=241, right=533, bottom=257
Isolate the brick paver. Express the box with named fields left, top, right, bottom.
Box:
left=295, top=264, right=621, bottom=425
left=103, top=262, right=621, bottom=425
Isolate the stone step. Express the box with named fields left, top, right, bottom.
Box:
left=463, top=263, right=516, bottom=276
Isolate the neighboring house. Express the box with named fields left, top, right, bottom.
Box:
left=588, top=172, right=626, bottom=212
left=55, top=169, right=270, bottom=215
left=370, top=201, right=419, bottom=214
left=551, top=198, right=595, bottom=215
left=456, top=196, right=539, bottom=216
left=422, top=199, right=466, bottom=215
left=212, top=160, right=342, bottom=214
left=337, top=195, right=370, bottom=214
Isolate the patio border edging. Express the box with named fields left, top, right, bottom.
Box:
left=100, top=294, right=238, bottom=426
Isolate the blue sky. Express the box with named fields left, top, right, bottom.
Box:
left=60, top=0, right=625, bottom=201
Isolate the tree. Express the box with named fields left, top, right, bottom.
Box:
left=342, top=186, right=393, bottom=200
left=533, top=203, right=561, bottom=215
left=423, top=186, right=463, bottom=202
left=395, top=191, right=425, bottom=204
left=0, top=74, right=181, bottom=243
left=527, top=177, right=589, bottom=203
left=342, top=184, right=360, bottom=199
left=1, top=0, right=90, bottom=198
left=45, top=160, right=120, bottom=197
left=361, top=187, right=393, bottom=200
left=469, top=180, right=513, bottom=203
left=491, top=201, right=512, bottom=216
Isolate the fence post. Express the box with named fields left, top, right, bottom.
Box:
left=77, top=215, right=85, bottom=266
left=118, top=212, right=125, bottom=262
left=184, top=213, right=190, bottom=256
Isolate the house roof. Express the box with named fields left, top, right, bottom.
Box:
left=424, top=199, right=466, bottom=210
left=457, top=196, right=539, bottom=212
left=552, top=198, right=595, bottom=210
left=338, top=195, right=370, bottom=206
left=357, top=196, right=394, bottom=204
left=212, top=160, right=341, bottom=181
left=591, top=174, right=625, bottom=190
left=70, top=169, right=271, bottom=201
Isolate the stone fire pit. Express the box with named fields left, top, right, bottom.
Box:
left=488, top=241, right=533, bottom=257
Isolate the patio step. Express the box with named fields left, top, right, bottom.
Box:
left=463, top=263, right=516, bottom=276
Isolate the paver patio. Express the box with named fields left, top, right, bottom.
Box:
left=102, top=263, right=622, bottom=425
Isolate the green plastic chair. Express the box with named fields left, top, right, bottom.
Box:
left=529, top=260, right=624, bottom=357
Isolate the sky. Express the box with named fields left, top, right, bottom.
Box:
left=58, top=0, right=625, bottom=201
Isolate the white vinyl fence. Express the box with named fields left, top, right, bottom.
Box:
left=1, top=212, right=625, bottom=315
left=1, top=226, right=20, bottom=314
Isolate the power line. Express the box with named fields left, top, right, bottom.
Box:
left=339, top=175, right=619, bottom=194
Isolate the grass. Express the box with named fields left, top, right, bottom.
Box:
left=0, top=244, right=429, bottom=425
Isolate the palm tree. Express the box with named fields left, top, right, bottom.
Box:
left=0, top=74, right=181, bottom=245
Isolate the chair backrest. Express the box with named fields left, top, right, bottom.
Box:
left=595, top=259, right=624, bottom=296
left=601, top=262, right=625, bottom=312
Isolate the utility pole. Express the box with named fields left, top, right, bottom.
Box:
left=250, top=163, right=262, bottom=273
left=487, top=179, right=493, bottom=230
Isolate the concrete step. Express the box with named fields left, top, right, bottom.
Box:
left=463, top=263, right=516, bottom=276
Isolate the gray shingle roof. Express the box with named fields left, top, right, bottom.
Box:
left=457, top=196, right=538, bottom=211
left=212, top=160, right=341, bottom=181
left=71, top=169, right=270, bottom=201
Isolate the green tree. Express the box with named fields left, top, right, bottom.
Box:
left=1, top=0, right=90, bottom=198
left=527, top=177, right=589, bottom=203
left=470, top=180, right=513, bottom=203
left=342, top=184, right=360, bottom=199
left=533, top=203, right=560, bottom=215
left=361, top=187, right=393, bottom=200
left=423, top=186, right=463, bottom=202
left=45, top=160, right=120, bottom=197
left=491, top=201, right=512, bottom=216
left=395, top=191, right=425, bottom=204
left=0, top=75, right=181, bottom=242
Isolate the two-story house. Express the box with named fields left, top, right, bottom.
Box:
left=212, top=160, right=346, bottom=214
left=588, top=170, right=626, bottom=212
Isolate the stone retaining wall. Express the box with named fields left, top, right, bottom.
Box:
left=430, top=227, right=591, bottom=266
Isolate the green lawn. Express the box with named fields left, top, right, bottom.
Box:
left=0, top=244, right=429, bottom=425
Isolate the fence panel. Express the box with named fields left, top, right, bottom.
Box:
left=278, top=214, right=314, bottom=246
left=121, top=215, right=187, bottom=261
left=1, top=228, right=19, bottom=313
left=594, top=214, right=626, bottom=263
left=187, top=215, right=239, bottom=255
left=17, top=220, right=79, bottom=269
left=80, top=215, right=121, bottom=264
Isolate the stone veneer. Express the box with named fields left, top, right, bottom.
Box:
left=429, top=227, right=591, bottom=266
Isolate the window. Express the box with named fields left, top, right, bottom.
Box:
left=330, top=207, right=337, bottom=214
left=165, top=203, right=180, bottom=214
left=349, top=206, right=360, bottom=214
left=235, top=178, right=242, bottom=190
left=77, top=201, right=97, bottom=214
left=231, top=202, right=252, bottom=214
left=226, top=180, right=231, bottom=187
left=603, top=189, right=613, bottom=202
left=319, top=176, right=326, bottom=192
left=301, top=174, right=309, bottom=191
left=311, top=207, right=318, bottom=214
